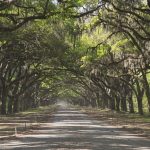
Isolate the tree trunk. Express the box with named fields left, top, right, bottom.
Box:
left=137, top=97, right=143, bottom=115
left=121, top=96, right=127, bottom=112
left=91, top=98, right=97, bottom=107
left=1, top=89, right=7, bottom=115
left=103, top=98, right=108, bottom=109
left=96, top=92, right=101, bottom=108
left=109, top=98, right=115, bottom=110
left=141, top=69, right=150, bottom=112
left=145, top=90, right=150, bottom=112
left=115, top=96, right=120, bottom=112
left=7, top=97, right=13, bottom=114
left=128, top=93, right=134, bottom=113
left=13, top=97, right=19, bottom=113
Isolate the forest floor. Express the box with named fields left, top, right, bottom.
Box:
left=0, top=103, right=150, bottom=150
left=81, top=107, right=150, bottom=139
left=0, top=105, right=57, bottom=139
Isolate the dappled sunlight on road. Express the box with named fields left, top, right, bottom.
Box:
left=0, top=106, right=150, bottom=150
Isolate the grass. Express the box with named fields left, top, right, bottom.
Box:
left=19, top=105, right=56, bottom=115
left=0, top=105, right=58, bottom=138
left=80, top=106, right=150, bottom=138
left=124, top=113, right=150, bottom=122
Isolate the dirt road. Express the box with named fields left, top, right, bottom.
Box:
left=0, top=105, right=150, bottom=150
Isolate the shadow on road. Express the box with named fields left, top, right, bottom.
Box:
left=0, top=107, right=150, bottom=150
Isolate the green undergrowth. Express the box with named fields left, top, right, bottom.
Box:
left=0, top=105, right=58, bottom=118
left=19, top=105, right=58, bottom=116
left=122, top=113, right=150, bottom=123
left=0, top=105, right=58, bottom=137
left=76, top=105, right=150, bottom=122
left=83, top=106, right=150, bottom=123
left=79, top=106, right=150, bottom=138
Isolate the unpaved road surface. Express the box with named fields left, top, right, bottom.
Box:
left=0, top=105, right=150, bottom=150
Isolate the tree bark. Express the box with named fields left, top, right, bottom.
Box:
left=137, top=97, right=144, bottom=115
left=115, top=96, right=120, bottom=112
left=7, top=97, right=13, bottom=114
left=13, top=97, right=19, bottom=113
left=121, top=96, right=127, bottom=112
left=128, top=92, right=134, bottom=113
left=1, top=86, right=7, bottom=115
left=1, top=92, right=7, bottom=115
